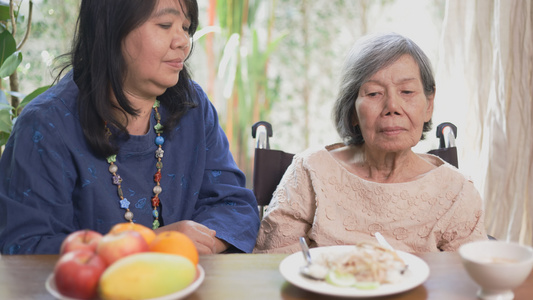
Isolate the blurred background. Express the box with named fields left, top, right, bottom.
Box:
left=2, top=0, right=532, bottom=245
left=11, top=0, right=447, bottom=183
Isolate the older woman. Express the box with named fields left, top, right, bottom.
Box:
left=0, top=0, right=259, bottom=255
left=254, top=32, right=487, bottom=254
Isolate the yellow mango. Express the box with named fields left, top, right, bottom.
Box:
left=99, top=252, right=196, bottom=300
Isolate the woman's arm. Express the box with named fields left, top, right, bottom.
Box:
left=181, top=84, right=260, bottom=253
left=439, top=177, right=488, bottom=251
left=0, top=100, right=77, bottom=254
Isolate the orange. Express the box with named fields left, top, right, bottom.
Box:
left=109, top=222, right=157, bottom=245
left=149, top=231, right=199, bottom=265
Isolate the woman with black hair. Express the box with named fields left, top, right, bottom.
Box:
left=0, top=0, right=259, bottom=255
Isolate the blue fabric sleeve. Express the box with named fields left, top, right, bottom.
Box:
left=190, top=84, right=260, bottom=253
left=0, top=102, right=77, bottom=254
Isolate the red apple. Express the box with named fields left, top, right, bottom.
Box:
left=60, top=229, right=103, bottom=256
left=96, top=230, right=149, bottom=266
left=53, top=249, right=106, bottom=300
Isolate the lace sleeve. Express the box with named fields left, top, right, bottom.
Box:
left=437, top=176, right=488, bottom=251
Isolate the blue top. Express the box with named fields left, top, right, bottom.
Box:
left=0, top=72, right=260, bottom=254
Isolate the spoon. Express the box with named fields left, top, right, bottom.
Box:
left=374, top=232, right=395, bottom=252
left=374, top=232, right=408, bottom=273
left=298, top=237, right=328, bottom=280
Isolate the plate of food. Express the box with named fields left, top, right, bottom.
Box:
left=279, top=243, right=430, bottom=298
left=45, top=264, right=205, bottom=300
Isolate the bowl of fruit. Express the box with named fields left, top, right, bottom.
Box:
left=46, top=223, right=204, bottom=300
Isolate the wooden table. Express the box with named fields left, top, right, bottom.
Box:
left=1, top=252, right=532, bottom=300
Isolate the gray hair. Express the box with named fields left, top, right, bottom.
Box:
left=333, top=32, right=435, bottom=145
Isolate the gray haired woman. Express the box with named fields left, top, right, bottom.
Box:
left=254, top=32, right=487, bottom=254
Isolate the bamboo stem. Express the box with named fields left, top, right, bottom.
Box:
left=207, top=0, right=216, bottom=98
left=9, top=0, right=16, bottom=36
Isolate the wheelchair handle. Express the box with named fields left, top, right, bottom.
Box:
left=252, top=121, right=273, bottom=149
left=436, top=122, right=457, bottom=149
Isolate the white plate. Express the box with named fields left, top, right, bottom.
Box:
left=279, top=245, right=430, bottom=298
left=46, top=264, right=204, bottom=300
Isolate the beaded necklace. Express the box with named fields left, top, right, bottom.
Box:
left=105, top=100, right=164, bottom=230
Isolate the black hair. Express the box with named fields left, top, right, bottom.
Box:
left=55, top=0, right=199, bottom=158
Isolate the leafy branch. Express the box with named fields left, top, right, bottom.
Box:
left=0, top=0, right=49, bottom=154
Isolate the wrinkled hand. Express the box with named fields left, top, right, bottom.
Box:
left=155, top=220, right=228, bottom=254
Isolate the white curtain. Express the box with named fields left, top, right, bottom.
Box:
left=436, top=0, right=533, bottom=245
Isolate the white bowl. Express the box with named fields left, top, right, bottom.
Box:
left=459, top=240, right=533, bottom=300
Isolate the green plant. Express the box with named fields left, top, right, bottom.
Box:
left=202, top=0, right=285, bottom=182
left=0, top=1, right=50, bottom=154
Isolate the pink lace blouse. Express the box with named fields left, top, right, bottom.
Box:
left=253, top=145, right=488, bottom=254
